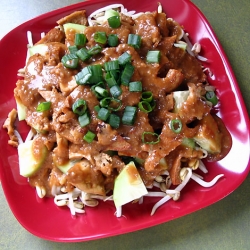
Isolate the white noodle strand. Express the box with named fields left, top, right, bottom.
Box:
left=191, top=174, right=224, bottom=187
left=198, top=160, right=208, bottom=173
left=27, top=31, right=33, bottom=47
left=151, top=168, right=193, bottom=215
left=14, top=130, right=23, bottom=144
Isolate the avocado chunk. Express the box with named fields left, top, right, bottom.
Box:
left=173, top=90, right=190, bottom=112
left=18, top=139, right=48, bottom=177
left=15, top=97, right=27, bottom=121
left=193, top=114, right=222, bottom=154
left=25, top=44, right=48, bottom=64
left=63, top=23, right=86, bottom=41
left=113, top=161, right=148, bottom=208
left=57, top=160, right=79, bottom=174
left=28, top=44, right=48, bottom=57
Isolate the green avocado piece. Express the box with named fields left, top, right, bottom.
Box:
left=63, top=23, right=86, bottom=40
left=28, top=44, right=48, bottom=57
left=18, top=139, right=48, bottom=177
left=113, top=161, right=148, bottom=208
left=173, top=90, right=190, bottom=112
left=57, top=160, right=79, bottom=174
left=15, top=97, right=27, bottom=121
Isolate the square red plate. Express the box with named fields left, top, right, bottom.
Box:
left=0, top=0, right=249, bottom=242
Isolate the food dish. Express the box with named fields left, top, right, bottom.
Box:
left=0, top=0, right=249, bottom=242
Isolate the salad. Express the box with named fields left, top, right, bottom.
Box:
left=3, top=3, right=232, bottom=217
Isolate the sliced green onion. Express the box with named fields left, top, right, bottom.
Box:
left=205, top=91, right=218, bottom=106
left=75, top=33, right=87, bottom=46
left=37, top=102, right=51, bottom=112
left=146, top=50, right=161, bottom=63
left=68, top=45, right=78, bottom=54
left=94, top=31, right=107, bottom=44
left=110, top=70, right=120, bottom=81
left=138, top=101, right=153, bottom=113
left=91, top=82, right=105, bottom=99
left=121, top=63, right=134, bottom=85
left=100, top=97, right=122, bottom=111
left=118, top=52, right=131, bottom=65
left=170, top=118, right=182, bottom=133
left=122, top=106, right=137, bottom=125
left=182, top=137, right=195, bottom=149
left=108, top=16, right=121, bottom=28
left=87, top=65, right=104, bottom=84
left=76, top=48, right=91, bottom=61
left=97, top=107, right=110, bottom=121
left=83, top=130, right=96, bottom=143
left=108, top=34, right=119, bottom=47
left=88, top=45, right=102, bottom=55
left=75, top=66, right=92, bottom=85
left=78, top=112, right=90, bottom=127
left=110, top=85, right=122, bottom=98
left=61, top=54, right=79, bottom=69
left=72, top=99, right=87, bottom=116
left=128, top=34, right=141, bottom=49
left=105, top=71, right=117, bottom=87
left=104, top=60, right=120, bottom=71
left=94, top=105, right=101, bottom=113
left=129, top=81, right=142, bottom=92
left=108, top=113, right=120, bottom=129
left=94, top=86, right=109, bottom=97
left=142, top=132, right=160, bottom=144
left=142, top=91, right=153, bottom=103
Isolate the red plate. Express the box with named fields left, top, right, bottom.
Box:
left=0, top=0, right=249, bottom=242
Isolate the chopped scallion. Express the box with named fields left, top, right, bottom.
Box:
left=100, top=97, right=122, bottom=111
left=142, top=132, right=160, bottom=144
left=97, top=107, right=110, bottom=121
left=110, top=85, right=122, bottom=98
left=68, top=45, right=78, bottom=54
left=170, top=118, right=182, bottom=133
left=88, top=45, right=102, bottom=55
left=108, top=113, right=120, bottom=129
left=94, top=86, right=109, bottom=97
left=78, top=112, right=90, bottom=127
left=37, top=102, right=51, bottom=112
left=104, top=60, right=120, bottom=71
left=61, top=54, right=79, bottom=69
left=108, top=15, right=121, bottom=28
left=142, top=91, right=153, bottom=102
left=128, top=34, right=141, bottom=49
left=76, top=48, right=91, bottom=61
left=75, top=66, right=92, bottom=85
left=83, top=130, right=96, bottom=143
left=138, top=101, right=153, bottom=113
left=108, top=34, right=119, bottom=47
left=146, top=50, right=161, bottom=63
left=87, top=65, right=104, bottom=84
left=94, top=105, right=101, bottom=113
left=118, top=52, right=131, bottom=65
left=121, top=63, right=134, bottom=85
left=105, top=71, right=117, bottom=87
left=94, top=31, right=107, bottom=44
left=122, top=106, right=137, bottom=125
left=75, top=33, right=87, bottom=46
left=129, top=81, right=142, bottom=92
left=72, top=99, right=87, bottom=116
